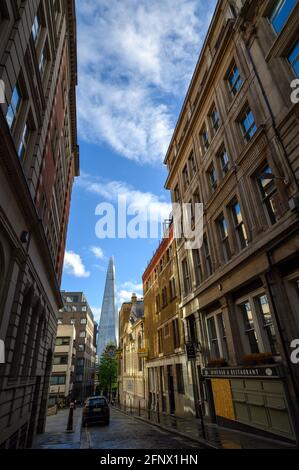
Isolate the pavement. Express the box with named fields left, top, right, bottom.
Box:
left=116, top=405, right=298, bottom=450
left=33, top=408, right=83, bottom=449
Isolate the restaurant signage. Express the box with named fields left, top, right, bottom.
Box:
left=202, top=365, right=282, bottom=379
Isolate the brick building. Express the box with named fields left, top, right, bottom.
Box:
left=164, top=0, right=299, bottom=443
left=0, top=0, right=78, bottom=448
left=142, top=225, right=191, bottom=417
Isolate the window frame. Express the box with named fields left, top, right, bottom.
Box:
left=227, top=61, right=243, bottom=97
left=218, top=214, right=231, bottom=262
left=239, top=107, right=257, bottom=143
left=231, top=200, right=248, bottom=250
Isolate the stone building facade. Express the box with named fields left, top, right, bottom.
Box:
left=164, top=0, right=299, bottom=443
left=59, top=292, right=96, bottom=403
left=142, top=225, right=191, bottom=417
left=0, top=0, right=78, bottom=448
left=48, top=324, right=76, bottom=406
left=118, top=294, right=146, bottom=410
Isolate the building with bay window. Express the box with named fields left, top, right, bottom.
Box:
left=164, top=0, right=299, bottom=443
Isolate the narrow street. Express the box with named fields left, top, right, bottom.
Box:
left=80, top=408, right=202, bottom=450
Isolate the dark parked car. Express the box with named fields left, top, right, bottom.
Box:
left=82, top=396, right=110, bottom=427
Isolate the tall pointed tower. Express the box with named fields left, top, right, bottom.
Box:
left=97, top=257, right=117, bottom=358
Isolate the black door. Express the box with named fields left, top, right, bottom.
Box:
left=167, top=366, right=175, bottom=415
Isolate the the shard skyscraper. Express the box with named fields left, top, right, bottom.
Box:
left=97, top=257, right=117, bottom=358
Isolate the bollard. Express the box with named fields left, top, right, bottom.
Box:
left=198, top=400, right=206, bottom=440
left=66, top=402, right=74, bottom=432
left=157, top=401, right=160, bottom=424
left=138, top=400, right=141, bottom=417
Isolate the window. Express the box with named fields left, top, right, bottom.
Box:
left=169, top=277, right=176, bottom=300
left=208, top=164, right=217, bottom=192
left=207, top=317, right=220, bottom=358
left=187, top=315, right=198, bottom=344
left=76, top=374, right=83, bottom=383
left=6, top=86, right=21, bottom=129
left=162, top=286, right=168, bottom=308
left=193, top=249, right=203, bottom=286
left=158, top=330, right=163, bottom=354
left=218, top=148, right=230, bottom=176
left=188, top=152, right=196, bottom=179
left=50, top=375, right=66, bottom=385
left=53, top=356, right=68, bottom=365
left=268, top=0, right=297, bottom=34
left=240, top=302, right=259, bottom=354
left=32, top=15, right=41, bottom=41
left=218, top=215, right=231, bottom=262
left=182, top=258, right=192, bottom=295
left=80, top=318, right=87, bottom=324
left=78, top=344, right=85, bottom=352
left=57, top=318, right=63, bottom=325
left=82, top=306, right=87, bottom=312
left=257, top=165, right=280, bottom=225
left=201, top=127, right=210, bottom=152
left=217, top=314, right=229, bottom=360
left=79, top=331, right=86, bottom=338
left=210, top=107, right=220, bottom=133
left=174, top=185, right=181, bottom=203
left=182, top=165, right=189, bottom=189
left=70, top=318, right=76, bottom=325
left=156, top=294, right=161, bottom=313
left=56, top=337, right=70, bottom=346
left=176, top=364, right=185, bottom=394
left=77, top=358, right=84, bottom=367
left=288, top=40, right=299, bottom=77
left=257, top=294, right=279, bottom=355
left=231, top=201, right=248, bottom=250
left=240, top=108, right=257, bottom=142
left=203, top=235, right=213, bottom=277
left=18, top=121, right=30, bottom=159
left=164, top=324, right=170, bottom=338
left=227, top=62, right=243, bottom=96
left=72, top=306, right=77, bottom=312
left=173, top=319, right=180, bottom=349
left=39, top=50, right=47, bottom=76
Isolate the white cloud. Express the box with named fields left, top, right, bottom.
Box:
left=117, top=281, right=144, bottom=306
left=77, top=0, right=217, bottom=165
left=91, top=307, right=102, bottom=323
left=63, top=251, right=90, bottom=278
left=90, top=246, right=106, bottom=260
left=77, top=174, right=172, bottom=223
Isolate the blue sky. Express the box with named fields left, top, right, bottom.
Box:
left=61, top=0, right=217, bottom=322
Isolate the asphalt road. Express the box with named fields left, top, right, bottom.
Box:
left=80, top=408, right=203, bottom=449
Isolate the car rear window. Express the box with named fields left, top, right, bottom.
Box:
left=88, top=398, right=107, bottom=407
